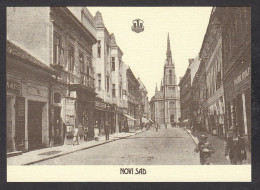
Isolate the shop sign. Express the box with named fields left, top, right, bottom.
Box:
left=7, top=80, right=21, bottom=95
left=65, top=98, right=75, bottom=116
left=234, top=66, right=251, bottom=86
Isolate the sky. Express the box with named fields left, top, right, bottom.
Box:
left=88, top=7, right=212, bottom=100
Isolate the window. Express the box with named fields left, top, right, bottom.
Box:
left=112, top=57, right=115, bottom=71
left=79, top=52, right=84, bottom=73
left=54, top=92, right=61, bottom=103
left=98, top=74, right=101, bottom=90
left=107, top=44, right=109, bottom=57
left=169, top=74, right=173, bottom=84
left=119, top=84, right=122, bottom=99
left=97, top=40, right=101, bottom=58
left=106, top=76, right=109, bottom=92
left=68, top=45, right=74, bottom=72
left=53, top=34, right=64, bottom=66
left=112, top=84, right=116, bottom=97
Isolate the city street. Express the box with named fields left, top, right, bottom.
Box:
left=35, top=127, right=200, bottom=165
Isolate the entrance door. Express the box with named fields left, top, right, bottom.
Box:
left=28, top=101, right=43, bottom=150
left=54, top=106, right=62, bottom=145
left=170, top=114, right=174, bottom=127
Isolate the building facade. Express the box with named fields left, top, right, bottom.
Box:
left=126, top=67, right=142, bottom=131
left=199, top=7, right=225, bottom=136
left=6, top=40, right=56, bottom=153
left=215, top=7, right=251, bottom=149
left=191, top=59, right=207, bottom=132
left=179, top=60, right=192, bottom=125
left=7, top=7, right=97, bottom=151
left=92, top=11, right=117, bottom=134
left=150, top=34, right=181, bottom=127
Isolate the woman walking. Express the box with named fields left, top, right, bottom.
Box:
left=94, top=121, right=99, bottom=141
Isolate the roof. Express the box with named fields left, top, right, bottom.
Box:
left=94, top=11, right=105, bottom=28
left=138, top=77, right=147, bottom=92
left=6, top=40, right=56, bottom=75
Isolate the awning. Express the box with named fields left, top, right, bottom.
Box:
left=123, top=114, right=136, bottom=121
left=141, top=117, right=149, bottom=124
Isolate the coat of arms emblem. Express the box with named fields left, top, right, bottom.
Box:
left=132, top=18, right=144, bottom=33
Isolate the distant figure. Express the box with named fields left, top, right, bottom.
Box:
left=105, top=121, right=110, bottom=140
left=225, top=126, right=247, bottom=165
left=155, top=123, right=158, bottom=132
left=94, top=121, right=99, bottom=141
left=194, top=135, right=215, bottom=165
left=73, top=126, right=79, bottom=145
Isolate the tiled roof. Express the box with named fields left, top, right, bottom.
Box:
left=6, top=40, right=56, bottom=74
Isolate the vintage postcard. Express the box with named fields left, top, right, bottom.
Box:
left=6, top=6, right=251, bottom=182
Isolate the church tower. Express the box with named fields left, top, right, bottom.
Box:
left=163, top=33, right=180, bottom=125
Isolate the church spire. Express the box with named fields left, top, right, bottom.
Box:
left=166, top=33, right=173, bottom=65
left=155, top=83, right=158, bottom=92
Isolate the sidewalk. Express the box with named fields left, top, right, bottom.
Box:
left=186, top=129, right=251, bottom=165
left=7, top=129, right=147, bottom=165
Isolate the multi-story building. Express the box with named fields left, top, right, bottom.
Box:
left=215, top=7, right=251, bottom=149
left=138, top=78, right=150, bottom=120
left=7, top=7, right=97, bottom=151
left=199, top=7, right=225, bottom=136
left=179, top=59, right=192, bottom=126
left=110, top=33, right=127, bottom=133
left=150, top=34, right=181, bottom=127
left=126, top=67, right=142, bottom=131
left=92, top=11, right=117, bottom=134
left=191, top=59, right=207, bottom=132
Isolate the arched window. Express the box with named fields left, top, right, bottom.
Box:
left=54, top=92, right=61, bottom=103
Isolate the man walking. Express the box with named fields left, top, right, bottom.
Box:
left=105, top=120, right=110, bottom=140
left=225, top=126, right=247, bottom=165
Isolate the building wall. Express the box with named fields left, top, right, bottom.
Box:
left=7, top=7, right=51, bottom=65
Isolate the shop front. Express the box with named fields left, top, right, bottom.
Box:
left=69, top=86, right=95, bottom=141
left=7, top=41, right=55, bottom=153
left=224, top=62, right=251, bottom=151
left=94, top=98, right=107, bottom=135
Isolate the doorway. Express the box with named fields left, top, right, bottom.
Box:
left=28, top=100, right=43, bottom=150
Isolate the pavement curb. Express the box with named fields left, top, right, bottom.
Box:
left=24, top=129, right=149, bottom=165
left=186, top=129, right=198, bottom=146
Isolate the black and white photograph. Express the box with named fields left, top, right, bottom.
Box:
left=5, top=6, right=252, bottom=182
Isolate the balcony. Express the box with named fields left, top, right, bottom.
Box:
left=67, top=72, right=95, bottom=91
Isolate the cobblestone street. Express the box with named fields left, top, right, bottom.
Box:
left=35, top=127, right=200, bottom=165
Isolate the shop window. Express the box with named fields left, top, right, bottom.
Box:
left=68, top=45, right=74, bottom=72
left=97, top=40, right=101, bottom=58
left=112, top=57, right=115, bottom=71
left=112, top=84, right=116, bottom=97
left=54, top=92, right=61, bottom=103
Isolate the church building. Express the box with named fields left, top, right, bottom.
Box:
left=150, top=33, right=181, bottom=127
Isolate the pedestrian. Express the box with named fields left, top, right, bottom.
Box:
left=225, top=126, right=247, bottom=165
left=84, top=126, right=88, bottom=141
left=73, top=126, right=79, bottom=145
left=94, top=121, right=99, bottom=141
left=194, top=135, right=215, bottom=165
left=78, top=122, right=84, bottom=140
left=155, top=123, right=158, bottom=132
left=105, top=120, right=110, bottom=140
